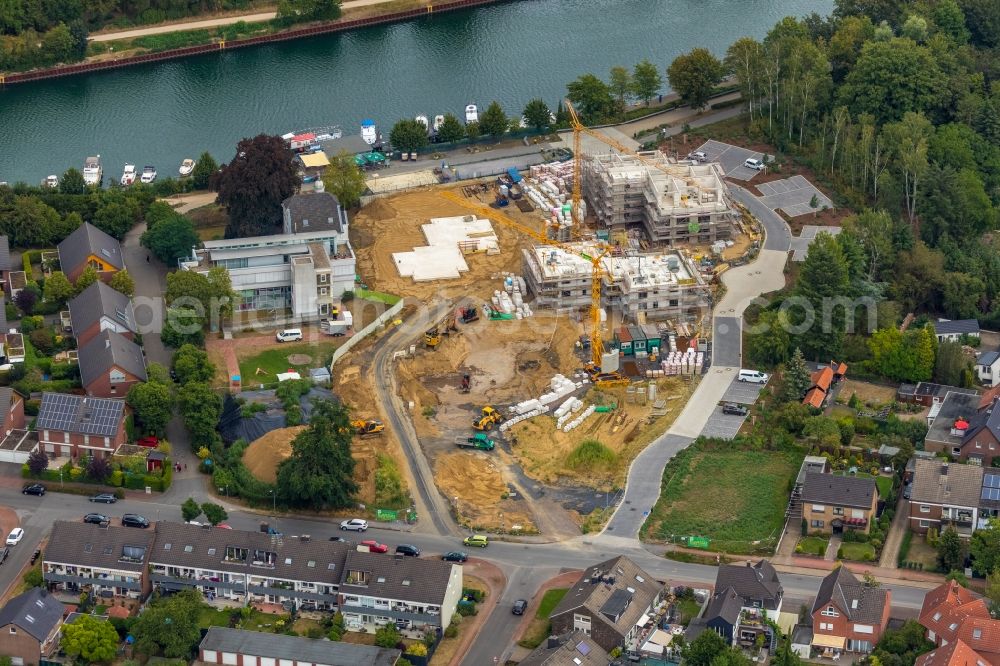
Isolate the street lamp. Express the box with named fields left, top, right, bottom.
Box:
left=268, top=489, right=275, bottom=514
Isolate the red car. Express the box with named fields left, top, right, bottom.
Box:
left=137, top=436, right=159, bottom=448
left=361, top=539, right=388, bottom=554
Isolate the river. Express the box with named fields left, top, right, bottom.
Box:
left=0, top=0, right=832, bottom=184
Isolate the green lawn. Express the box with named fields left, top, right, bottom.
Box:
left=518, top=588, right=568, bottom=649
left=838, top=541, right=876, bottom=562
left=643, top=441, right=803, bottom=554
left=238, top=341, right=340, bottom=383
left=197, top=606, right=234, bottom=629
left=875, top=475, right=893, bottom=498
left=356, top=288, right=401, bottom=306
left=535, top=588, right=568, bottom=618
left=796, top=536, right=829, bottom=556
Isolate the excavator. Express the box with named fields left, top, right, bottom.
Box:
left=351, top=419, right=385, bottom=437
left=425, top=314, right=459, bottom=349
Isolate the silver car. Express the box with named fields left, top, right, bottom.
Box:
left=340, top=519, right=368, bottom=532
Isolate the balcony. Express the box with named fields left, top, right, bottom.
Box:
left=247, top=585, right=337, bottom=603
left=340, top=604, right=439, bottom=625
left=44, top=572, right=142, bottom=591
left=150, top=573, right=247, bottom=592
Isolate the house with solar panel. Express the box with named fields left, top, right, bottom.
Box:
left=35, top=392, right=127, bottom=459
left=43, top=521, right=154, bottom=600
left=67, top=281, right=137, bottom=347
left=56, top=222, right=125, bottom=283
left=519, top=630, right=611, bottom=666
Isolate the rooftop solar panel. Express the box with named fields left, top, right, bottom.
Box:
left=576, top=641, right=591, bottom=656
left=36, top=392, right=125, bottom=437
left=985, top=473, right=1000, bottom=488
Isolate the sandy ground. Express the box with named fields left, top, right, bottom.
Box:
left=242, top=426, right=307, bottom=484
left=434, top=451, right=536, bottom=533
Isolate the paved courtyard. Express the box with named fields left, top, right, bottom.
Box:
left=790, top=225, right=843, bottom=261
left=700, top=404, right=748, bottom=440
left=721, top=376, right=769, bottom=404
left=756, top=175, right=834, bottom=217
left=692, top=139, right=769, bottom=181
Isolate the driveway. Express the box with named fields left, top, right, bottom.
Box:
left=790, top=225, right=842, bottom=262
left=712, top=316, right=741, bottom=367
left=756, top=175, right=833, bottom=217
left=699, top=404, right=748, bottom=440
left=693, top=140, right=768, bottom=181
left=728, top=185, right=792, bottom=252
left=721, top=377, right=769, bottom=404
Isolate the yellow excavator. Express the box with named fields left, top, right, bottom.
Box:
left=351, top=419, right=385, bottom=437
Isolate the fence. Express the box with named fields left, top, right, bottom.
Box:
left=329, top=298, right=405, bottom=367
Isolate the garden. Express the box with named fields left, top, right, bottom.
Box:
left=795, top=535, right=829, bottom=557
left=517, top=588, right=569, bottom=649
left=22, top=443, right=173, bottom=493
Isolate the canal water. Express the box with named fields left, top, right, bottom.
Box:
left=1, top=0, right=832, bottom=184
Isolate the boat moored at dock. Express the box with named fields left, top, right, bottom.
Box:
left=121, top=164, right=137, bottom=186
left=179, top=158, right=195, bottom=176
left=140, top=165, right=157, bottom=183
left=83, top=155, right=102, bottom=186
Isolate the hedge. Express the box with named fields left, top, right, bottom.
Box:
left=23, top=462, right=171, bottom=492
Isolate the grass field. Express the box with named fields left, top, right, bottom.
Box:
left=838, top=541, right=876, bottom=562
left=238, top=341, right=340, bottom=382
left=643, top=442, right=804, bottom=554
left=875, top=475, right=893, bottom=498
left=517, top=588, right=568, bottom=649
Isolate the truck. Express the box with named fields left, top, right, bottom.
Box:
left=321, top=310, right=353, bottom=336
left=454, top=433, right=495, bottom=451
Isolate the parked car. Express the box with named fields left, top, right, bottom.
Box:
left=137, top=436, right=159, bottom=448
left=360, top=540, right=388, bottom=554
left=329, top=536, right=348, bottom=543
left=688, top=151, right=708, bottom=161
left=340, top=519, right=368, bottom=532
left=217, top=524, right=233, bottom=529
left=0, top=547, right=8, bottom=564
left=121, top=514, right=150, bottom=528
left=276, top=328, right=303, bottom=343
left=442, top=551, right=468, bottom=563
left=395, top=544, right=420, bottom=557
left=463, top=534, right=489, bottom=548
left=22, top=483, right=45, bottom=496
left=903, top=484, right=912, bottom=500
left=6, top=528, right=24, bottom=546
left=90, top=493, right=117, bottom=504
left=744, top=157, right=765, bottom=170
left=737, top=369, right=769, bottom=384
left=512, top=599, right=528, bottom=615
left=722, top=402, right=749, bottom=416
left=29, top=549, right=40, bottom=565
left=84, top=513, right=110, bottom=525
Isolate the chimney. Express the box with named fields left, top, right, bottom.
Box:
left=746, top=561, right=752, bottom=568
left=942, top=462, right=949, bottom=476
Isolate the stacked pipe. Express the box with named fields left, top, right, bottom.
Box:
left=563, top=405, right=596, bottom=432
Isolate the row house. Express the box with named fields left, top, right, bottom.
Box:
left=915, top=580, right=1000, bottom=666
left=68, top=281, right=137, bottom=347
left=35, top=392, right=127, bottom=459
left=199, top=627, right=400, bottom=666
left=810, top=566, right=891, bottom=656
left=43, top=521, right=153, bottom=600
left=908, top=460, right=983, bottom=537
left=78, top=329, right=147, bottom=398
left=802, top=472, right=879, bottom=535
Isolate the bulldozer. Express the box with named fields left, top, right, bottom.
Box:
left=472, top=406, right=502, bottom=431
left=351, top=419, right=385, bottom=437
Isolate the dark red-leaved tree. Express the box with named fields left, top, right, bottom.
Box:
left=215, top=134, right=301, bottom=239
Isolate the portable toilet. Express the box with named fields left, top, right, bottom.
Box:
left=615, top=326, right=633, bottom=355
left=629, top=325, right=647, bottom=354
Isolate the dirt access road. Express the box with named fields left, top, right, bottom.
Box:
left=90, top=0, right=404, bottom=41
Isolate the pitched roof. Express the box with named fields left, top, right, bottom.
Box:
left=915, top=639, right=990, bottom=666
left=980, top=387, right=1000, bottom=412
left=282, top=192, right=344, bottom=234
left=0, top=588, right=64, bottom=642
left=919, top=580, right=991, bottom=646
left=0, top=387, right=14, bottom=415
left=78, top=329, right=147, bottom=389
left=518, top=631, right=611, bottom=666
left=715, top=560, right=783, bottom=609
left=955, top=617, right=1000, bottom=658
left=57, top=222, right=124, bottom=272
left=0, top=236, right=10, bottom=272
left=36, top=392, right=126, bottom=437
left=704, top=587, right=742, bottom=626
left=964, top=405, right=1000, bottom=448
left=804, top=387, right=826, bottom=409
left=340, top=549, right=457, bottom=606
left=200, top=627, right=400, bottom=666
left=550, top=556, right=661, bottom=638
left=979, top=352, right=1000, bottom=369
left=811, top=566, right=889, bottom=624
left=68, top=281, right=136, bottom=337
left=45, top=521, right=154, bottom=573
left=801, top=472, right=877, bottom=509
left=910, top=460, right=984, bottom=508
left=934, top=320, right=981, bottom=336
left=810, top=367, right=834, bottom=393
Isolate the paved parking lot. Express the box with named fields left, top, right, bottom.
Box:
left=756, top=175, right=834, bottom=217
left=700, top=404, right=748, bottom=440
left=721, top=376, right=768, bottom=404
left=790, top=225, right=843, bottom=261
left=692, top=139, right=769, bottom=181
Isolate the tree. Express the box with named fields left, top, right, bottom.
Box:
left=935, top=341, right=971, bottom=386
left=178, top=382, right=223, bottom=451
left=321, top=151, right=367, bottom=209
left=479, top=101, right=509, bottom=141
left=683, top=630, right=729, bottom=666
left=181, top=497, right=202, bottom=522
left=141, top=209, right=199, bottom=266
left=839, top=39, right=947, bottom=124
left=985, top=568, right=1000, bottom=617
left=609, top=66, right=633, bottom=110
left=27, top=449, right=48, bottom=475
left=74, top=265, right=98, bottom=294
left=971, top=519, right=1000, bottom=575
left=62, top=613, right=119, bottom=663
left=746, top=309, right=793, bottom=366
left=191, top=151, right=218, bottom=190
left=871, top=619, right=934, bottom=666
left=132, top=589, right=203, bottom=658
left=276, top=400, right=358, bottom=509
left=522, top=99, right=552, bottom=132
left=109, top=269, right=135, bottom=297
left=173, top=344, right=215, bottom=384
left=43, top=271, right=74, bottom=303
left=794, top=233, right=850, bottom=359
left=201, top=502, right=228, bottom=525
left=29, top=328, right=55, bottom=355
left=464, top=120, right=480, bottom=141
left=14, top=287, right=37, bottom=314
left=374, top=623, right=401, bottom=648
left=783, top=348, right=812, bottom=402
left=938, top=526, right=965, bottom=572
left=631, top=59, right=663, bottom=106
left=216, top=134, right=300, bottom=239
left=566, top=73, right=615, bottom=123
left=59, top=167, right=86, bottom=194
left=0, top=196, right=61, bottom=247
left=127, top=382, right=174, bottom=436
left=863, top=571, right=882, bottom=587
left=436, top=113, right=465, bottom=143
left=389, top=119, right=429, bottom=153
left=667, top=48, right=724, bottom=110
left=276, top=0, right=341, bottom=23
left=327, top=612, right=346, bottom=640
left=726, top=37, right=766, bottom=116
left=802, top=416, right=843, bottom=447
left=93, top=201, right=135, bottom=239
left=86, top=455, right=112, bottom=482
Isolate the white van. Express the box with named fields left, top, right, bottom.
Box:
left=738, top=369, right=769, bottom=384
left=276, top=329, right=303, bottom=343
left=744, top=157, right=765, bottom=170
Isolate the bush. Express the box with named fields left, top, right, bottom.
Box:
left=444, top=623, right=459, bottom=639
left=405, top=643, right=428, bottom=657
left=565, top=439, right=616, bottom=470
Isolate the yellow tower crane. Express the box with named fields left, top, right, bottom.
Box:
left=440, top=190, right=627, bottom=386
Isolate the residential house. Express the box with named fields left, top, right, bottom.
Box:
left=0, top=588, right=64, bottom=666
left=908, top=461, right=984, bottom=536
left=915, top=580, right=1000, bottom=666
left=68, top=281, right=137, bottom=347
left=0, top=387, right=26, bottom=435
left=810, top=566, right=891, bottom=655
left=899, top=383, right=978, bottom=409
left=35, top=392, right=127, bottom=459
left=933, top=319, right=980, bottom=343
left=198, top=627, right=400, bottom=666
left=959, top=400, right=1000, bottom=466
left=43, top=521, right=154, bottom=600
left=338, top=549, right=463, bottom=633
left=925, top=390, right=1000, bottom=465
left=980, top=470, right=1000, bottom=527
left=519, top=631, right=612, bottom=666
left=978, top=351, right=1000, bottom=388
left=0, top=386, right=34, bottom=465
left=696, top=587, right=742, bottom=646
left=804, top=362, right=848, bottom=410
left=0, top=301, right=26, bottom=365
left=549, top=555, right=664, bottom=654
left=180, top=190, right=355, bottom=323
left=801, top=472, right=878, bottom=535
left=0, top=235, right=10, bottom=295
left=78, top=329, right=147, bottom=398
left=57, top=222, right=124, bottom=283
left=915, top=639, right=997, bottom=666
left=698, top=561, right=783, bottom=649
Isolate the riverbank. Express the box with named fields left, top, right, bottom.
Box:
left=0, top=0, right=513, bottom=84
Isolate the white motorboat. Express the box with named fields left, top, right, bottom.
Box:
left=179, top=158, right=195, bottom=177
left=121, top=164, right=137, bottom=186
left=360, top=119, right=378, bottom=146
left=83, top=155, right=102, bottom=186
left=140, top=165, right=157, bottom=184
left=44, top=174, right=58, bottom=188
left=433, top=115, right=445, bottom=132
left=465, top=104, right=479, bottom=124
left=415, top=115, right=429, bottom=129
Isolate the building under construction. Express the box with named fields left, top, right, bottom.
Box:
left=521, top=243, right=711, bottom=324
left=582, top=151, right=735, bottom=246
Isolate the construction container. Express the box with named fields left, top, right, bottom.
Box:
left=615, top=326, right=633, bottom=355
left=640, top=324, right=661, bottom=350
left=628, top=325, right=647, bottom=353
